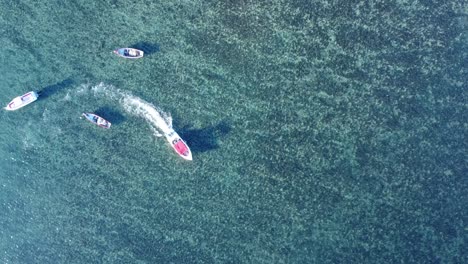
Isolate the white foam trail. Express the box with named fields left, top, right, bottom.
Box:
left=83, top=82, right=173, bottom=137
left=62, top=92, right=71, bottom=101
left=121, top=95, right=172, bottom=136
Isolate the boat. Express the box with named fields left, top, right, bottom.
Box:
left=113, top=48, right=144, bottom=59
left=82, top=113, right=111, bottom=129
left=5, top=91, right=40, bottom=111
left=164, top=129, right=192, bottom=160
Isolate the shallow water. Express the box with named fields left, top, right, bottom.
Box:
left=0, top=1, right=466, bottom=263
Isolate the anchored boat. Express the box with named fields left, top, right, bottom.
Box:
left=5, top=91, right=40, bottom=111
left=113, top=48, right=144, bottom=59
left=82, top=113, right=111, bottom=129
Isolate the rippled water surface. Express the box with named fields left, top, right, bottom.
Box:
left=0, top=1, right=466, bottom=263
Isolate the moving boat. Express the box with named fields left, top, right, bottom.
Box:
left=164, top=129, right=192, bottom=160
left=113, top=48, right=144, bottom=59
left=82, top=113, right=111, bottom=129
left=5, top=91, right=40, bottom=111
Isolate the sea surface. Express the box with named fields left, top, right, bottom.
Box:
left=0, top=1, right=466, bottom=263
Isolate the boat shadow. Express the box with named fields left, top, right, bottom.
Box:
left=176, top=120, right=231, bottom=153
left=38, top=78, right=74, bottom=99
left=130, top=42, right=160, bottom=56
left=95, top=107, right=125, bottom=125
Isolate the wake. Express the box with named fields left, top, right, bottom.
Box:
left=121, top=95, right=172, bottom=137
left=78, top=82, right=173, bottom=137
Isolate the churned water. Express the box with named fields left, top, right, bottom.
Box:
left=0, top=1, right=466, bottom=263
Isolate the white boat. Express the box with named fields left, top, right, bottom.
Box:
left=164, top=129, right=192, bottom=160
left=5, top=91, right=39, bottom=111
left=82, top=113, right=111, bottom=129
left=113, top=48, right=144, bottom=59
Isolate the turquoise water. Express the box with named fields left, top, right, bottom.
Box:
left=0, top=1, right=466, bottom=263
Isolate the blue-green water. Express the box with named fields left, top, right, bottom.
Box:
left=1, top=1, right=467, bottom=263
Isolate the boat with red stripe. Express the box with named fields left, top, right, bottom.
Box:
left=82, top=113, right=111, bottom=129
left=5, top=91, right=40, bottom=111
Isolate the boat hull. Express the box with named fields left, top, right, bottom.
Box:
left=113, top=48, right=144, bottom=59
left=5, top=91, right=39, bottom=111
left=164, top=129, right=192, bottom=160
left=82, top=113, right=111, bottom=129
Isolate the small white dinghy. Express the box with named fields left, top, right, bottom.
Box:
left=5, top=91, right=40, bottom=111
left=113, top=48, right=144, bottom=59
left=82, top=113, right=111, bottom=129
